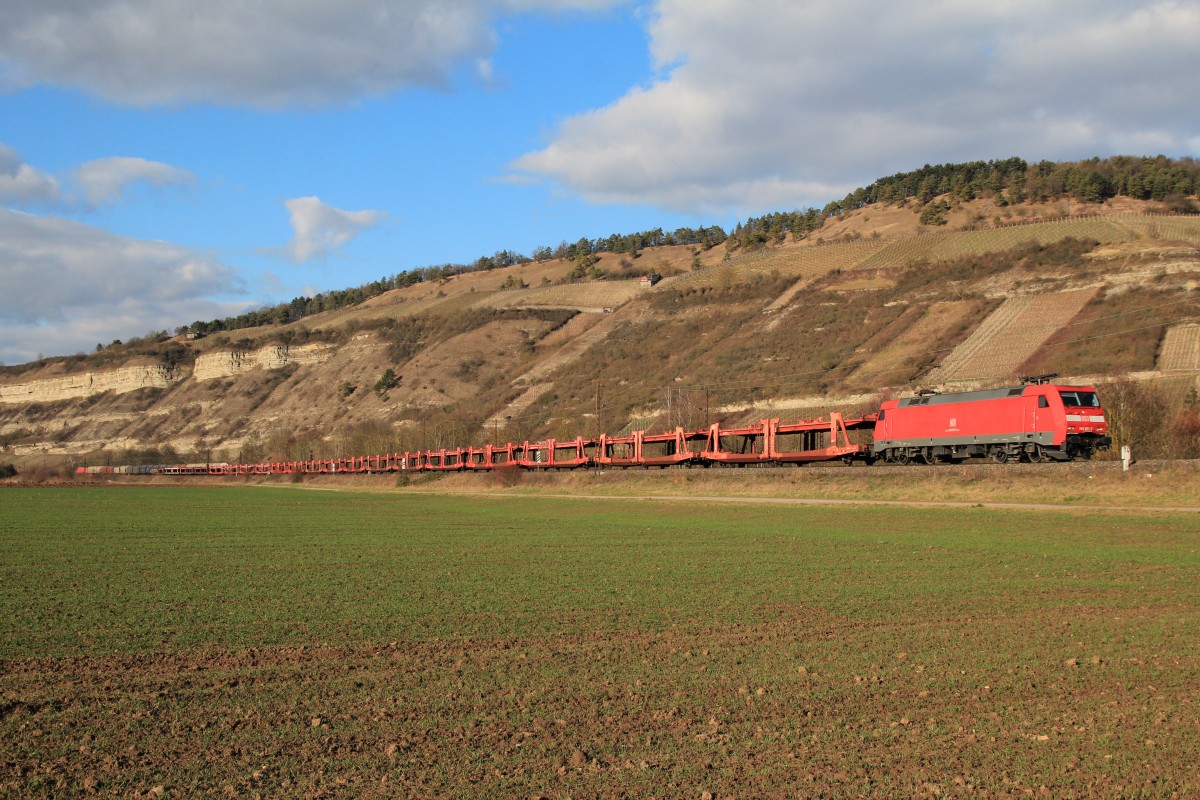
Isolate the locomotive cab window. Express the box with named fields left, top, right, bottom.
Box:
left=1059, top=391, right=1099, bottom=407
left=1038, top=396, right=1049, bottom=408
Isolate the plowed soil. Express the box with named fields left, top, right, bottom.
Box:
left=3, top=487, right=1198, bottom=799
left=7, top=611, right=1198, bottom=799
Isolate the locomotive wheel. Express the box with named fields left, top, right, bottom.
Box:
left=1026, top=445, right=1043, bottom=463
left=893, top=451, right=911, bottom=466
left=918, top=449, right=936, bottom=465
left=991, top=448, right=1008, bottom=464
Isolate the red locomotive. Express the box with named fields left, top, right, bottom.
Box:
left=872, top=382, right=1111, bottom=464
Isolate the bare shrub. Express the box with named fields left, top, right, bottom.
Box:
left=1102, top=377, right=1200, bottom=459
left=25, top=464, right=59, bottom=483
left=491, top=465, right=524, bottom=487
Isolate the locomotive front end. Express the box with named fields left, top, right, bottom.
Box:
left=1057, top=386, right=1112, bottom=459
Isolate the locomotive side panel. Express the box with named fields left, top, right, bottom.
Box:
left=873, top=384, right=1110, bottom=462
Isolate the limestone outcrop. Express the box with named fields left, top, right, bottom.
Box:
left=192, top=343, right=334, bottom=381
left=0, top=365, right=180, bottom=405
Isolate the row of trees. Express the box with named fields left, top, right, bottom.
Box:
left=179, top=268, right=468, bottom=338
left=823, top=156, right=1200, bottom=216
left=725, top=210, right=827, bottom=250
left=536, top=225, right=730, bottom=263
left=177, top=226, right=730, bottom=338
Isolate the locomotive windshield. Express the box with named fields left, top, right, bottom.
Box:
left=1059, top=390, right=1100, bottom=408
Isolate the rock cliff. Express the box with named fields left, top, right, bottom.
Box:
left=192, top=343, right=334, bottom=381
left=0, top=365, right=180, bottom=405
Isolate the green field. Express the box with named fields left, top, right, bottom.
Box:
left=2, top=486, right=1198, bottom=798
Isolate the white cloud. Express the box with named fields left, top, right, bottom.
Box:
left=0, top=143, right=60, bottom=206
left=513, top=0, right=1200, bottom=214
left=0, top=0, right=629, bottom=108
left=0, top=209, right=245, bottom=364
left=0, top=142, right=194, bottom=210
left=73, top=157, right=195, bottom=206
left=284, top=196, right=386, bottom=262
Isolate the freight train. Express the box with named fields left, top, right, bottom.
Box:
left=76, top=382, right=1112, bottom=477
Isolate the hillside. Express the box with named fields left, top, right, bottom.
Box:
left=2, top=195, right=1199, bottom=467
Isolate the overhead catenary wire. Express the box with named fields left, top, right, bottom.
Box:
left=677, top=310, right=1200, bottom=394
left=484, top=308, right=1200, bottom=429
left=422, top=291, right=1200, bottom=436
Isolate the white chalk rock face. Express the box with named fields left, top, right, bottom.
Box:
left=0, top=365, right=180, bottom=404
left=192, top=343, right=333, bottom=381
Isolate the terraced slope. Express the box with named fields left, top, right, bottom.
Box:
left=857, top=217, right=1133, bottom=270
left=759, top=243, right=887, bottom=319
left=1158, top=323, right=1200, bottom=372
left=847, top=300, right=981, bottom=386
left=1114, top=214, right=1200, bottom=244
left=924, top=288, right=1098, bottom=384
left=472, top=280, right=645, bottom=312
left=669, top=240, right=884, bottom=293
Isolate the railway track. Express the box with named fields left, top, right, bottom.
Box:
left=602, top=458, right=1184, bottom=476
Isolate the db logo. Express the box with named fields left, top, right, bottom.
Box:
left=949, top=417, right=957, bottom=427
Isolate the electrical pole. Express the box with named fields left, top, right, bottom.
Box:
left=595, top=380, right=602, bottom=439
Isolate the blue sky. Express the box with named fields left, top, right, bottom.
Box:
left=1, top=0, right=1198, bottom=364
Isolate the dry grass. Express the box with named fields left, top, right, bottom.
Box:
left=846, top=300, right=988, bottom=388
left=264, top=459, right=1200, bottom=511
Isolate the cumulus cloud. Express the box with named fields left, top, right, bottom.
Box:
left=512, top=0, right=1200, bottom=214
left=0, top=0, right=628, bottom=108
left=73, top=157, right=195, bottom=206
left=0, top=143, right=60, bottom=206
left=284, top=197, right=386, bottom=262
left=0, top=209, right=245, bottom=364
left=0, top=142, right=193, bottom=210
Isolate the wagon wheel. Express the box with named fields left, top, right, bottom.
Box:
left=991, top=448, right=1008, bottom=464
